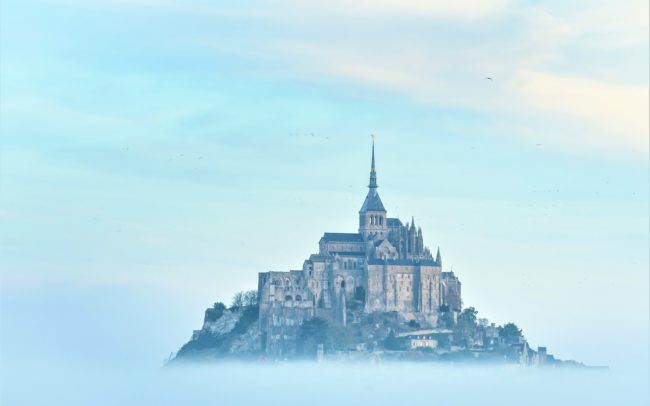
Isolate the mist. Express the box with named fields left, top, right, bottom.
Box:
left=1, top=359, right=648, bottom=406
left=2, top=283, right=649, bottom=406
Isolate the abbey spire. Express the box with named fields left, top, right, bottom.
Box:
left=359, top=137, right=386, bottom=213
left=359, top=137, right=387, bottom=238
left=369, top=136, right=378, bottom=189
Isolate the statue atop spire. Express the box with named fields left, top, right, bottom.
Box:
left=369, top=134, right=378, bottom=189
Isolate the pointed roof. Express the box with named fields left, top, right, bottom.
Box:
left=360, top=137, right=386, bottom=213
left=369, top=136, right=377, bottom=189
left=436, top=247, right=442, bottom=265
left=360, top=189, right=386, bottom=212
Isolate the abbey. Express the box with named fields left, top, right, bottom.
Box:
left=257, top=141, right=462, bottom=354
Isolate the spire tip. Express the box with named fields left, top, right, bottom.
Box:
left=368, top=136, right=378, bottom=189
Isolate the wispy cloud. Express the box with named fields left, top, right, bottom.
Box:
left=9, top=0, right=650, bottom=158
left=516, top=70, right=649, bottom=152
left=220, top=1, right=647, bottom=156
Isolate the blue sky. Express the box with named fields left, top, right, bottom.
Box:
left=1, top=0, right=648, bottom=369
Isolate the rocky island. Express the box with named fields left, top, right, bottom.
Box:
left=170, top=141, right=593, bottom=368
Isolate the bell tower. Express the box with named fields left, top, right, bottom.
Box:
left=359, top=137, right=387, bottom=239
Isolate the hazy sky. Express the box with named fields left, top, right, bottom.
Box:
left=1, top=0, right=648, bottom=370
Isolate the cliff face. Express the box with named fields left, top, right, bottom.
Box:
left=169, top=302, right=583, bottom=368
left=172, top=304, right=261, bottom=361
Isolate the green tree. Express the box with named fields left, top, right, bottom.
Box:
left=458, top=307, right=478, bottom=327
left=499, top=323, right=523, bottom=340
left=296, top=317, right=352, bottom=357
left=456, top=307, right=479, bottom=345
left=243, top=290, right=258, bottom=306
left=231, top=292, right=244, bottom=308
left=204, top=302, right=226, bottom=323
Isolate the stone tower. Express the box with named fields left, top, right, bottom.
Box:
left=359, top=139, right=387, bottom=240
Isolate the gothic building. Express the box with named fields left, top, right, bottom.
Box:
left=257, top=141, right=462, bottom=354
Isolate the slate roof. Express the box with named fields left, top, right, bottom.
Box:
left=367, top=258, right=440, bottom=266
left=387, top=218, right=403, bottom=227
left=308, top=254, right=330, bottom=262
left=329, top=251, right=366, bottom=257
left=359, top=190, right=386, bottom=212
left=321, top=233, right=363, bottom=242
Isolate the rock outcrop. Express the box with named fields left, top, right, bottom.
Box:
left=171, top=304, right=261, bottom=361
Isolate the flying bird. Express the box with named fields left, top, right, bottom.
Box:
left=485, top=77, right=493, bottom=81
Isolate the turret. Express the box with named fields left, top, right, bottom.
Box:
left=408, top=217, right=417, bottom=254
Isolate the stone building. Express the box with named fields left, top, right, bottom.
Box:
left=441, top=271, right=462, bottom=312
left=257, top=141, right=463, bottom=354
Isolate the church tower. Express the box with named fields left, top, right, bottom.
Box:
left=359, top=138, right=387, bottom=240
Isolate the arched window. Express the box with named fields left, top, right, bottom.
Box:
left=295, top=295, right=302, bottom=301
left=284, top=295, right=292, bottom=302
